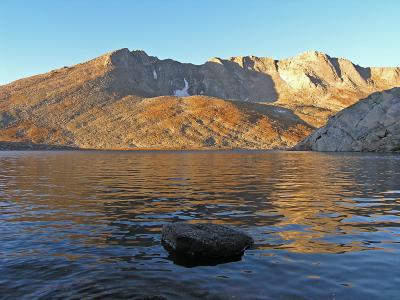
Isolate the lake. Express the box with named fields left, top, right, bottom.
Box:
left=1, top=151, right=400, bottom=299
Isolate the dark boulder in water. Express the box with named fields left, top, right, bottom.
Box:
left=161, top=222, right=253, bottom=260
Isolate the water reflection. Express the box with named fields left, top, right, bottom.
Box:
left=1, top=151, right=400, bottom=299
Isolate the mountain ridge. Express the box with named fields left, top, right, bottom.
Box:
left=5, top=48, right=399, bottom=92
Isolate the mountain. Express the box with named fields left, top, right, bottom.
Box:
left=0, top=48, right=399, bottom=150
left=294, top=88, right=400, bottom=152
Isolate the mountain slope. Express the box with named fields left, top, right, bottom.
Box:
left=0, top=95, right=312, bottom=149
left=0, top=49, right=399, bottom=150
left=294, top=88, right=400, bottom=152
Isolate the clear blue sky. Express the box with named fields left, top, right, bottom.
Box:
left=1, top=0, right=400, bottom=84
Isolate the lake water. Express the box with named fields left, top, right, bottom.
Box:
left=1, top=151, right=400, bottom=299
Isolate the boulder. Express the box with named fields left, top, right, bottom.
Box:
left=161, top=222, right=253, bottom=259
left=295, top=87, right=400, bottom=152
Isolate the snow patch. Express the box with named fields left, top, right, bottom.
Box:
left=174, top=78, right=190, bottom=97
left=153, top=69, right=158, bottom=80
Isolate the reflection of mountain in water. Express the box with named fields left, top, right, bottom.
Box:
left=1, top=151, right=399, bottom=255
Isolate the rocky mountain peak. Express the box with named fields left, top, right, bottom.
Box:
left=103, top=48, right=158, bottom=68
left=103, top=48, right=132, bottom=67
left=130, top=49, right=158, bottom=65
left=207, top=57, right=224, bottom=65
left=296, top=50, right=329, bottom=60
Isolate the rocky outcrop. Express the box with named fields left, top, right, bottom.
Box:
left=295, top=88, right=400, bottom=152
left=161, top=222, right=253, bottom=259
left=0, top=48, right=399, bottom=150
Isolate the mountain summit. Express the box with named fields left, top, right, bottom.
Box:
left=0, top=49, right=399, bottom=150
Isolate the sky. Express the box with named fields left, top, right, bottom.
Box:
left=1, top=0, right=400, bottom=84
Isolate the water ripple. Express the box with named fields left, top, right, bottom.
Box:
left=0, top=151, right=400, bottom=299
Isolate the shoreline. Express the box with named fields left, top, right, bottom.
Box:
left=1, top=142, right=399, bottom=153
left=0, top=141, right=289, bottom=152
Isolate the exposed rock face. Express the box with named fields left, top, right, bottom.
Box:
left=161, top=222, right=253, bottom=259
left=0, top=48, right=399, bottom=150
left=295, top=88, right=400, bottom=152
